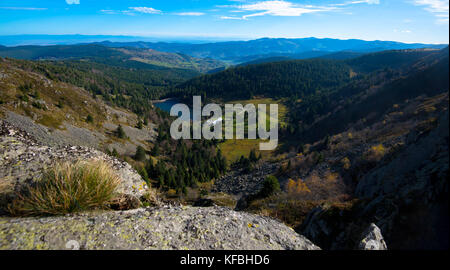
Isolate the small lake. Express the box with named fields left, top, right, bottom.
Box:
left=153, top=98, right=181, bottom=113
left=154, top=98, right=192, bottom=120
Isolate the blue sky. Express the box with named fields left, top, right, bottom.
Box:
left=0, top=0, right=448, bottom=43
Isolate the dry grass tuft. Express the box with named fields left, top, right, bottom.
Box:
left=8, top=160, right=121, bottom=216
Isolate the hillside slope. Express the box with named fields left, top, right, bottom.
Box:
left=0, top=44, right=225, bottom=73
left=229, top=49, right=449, bottom=249
left=0, top=57, right=157, bottom=156
left=97, top=37, right=446, bottom=62
left=0, top=117, right=319, bottom=250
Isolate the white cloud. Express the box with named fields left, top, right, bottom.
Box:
left=220, top=0, right=381, bottom=19
left=394, top=29, right=412, bottom=33
left=129, top=7, right=161, bottom=14
left=101, top=7, right=162, bottom=16
left=66, top=0, right=80, bottom=4
left=174, top=12, right=205, bottom=16
left=238, top=1, right=337, bottom=19
left=0, top=7, right=47, bottom=10
left=220, top=16, right=244, bottom=20
left=100, top=9, right=117, bottom=15
left=413, top=0, right=449, bottom=24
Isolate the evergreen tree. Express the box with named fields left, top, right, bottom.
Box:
left=112, top=148, right=119, bottom=157
left=151, top=144, right=160, bottom=156
left=134, top=145, right=146, bottom=161
left=249, top=149, right=258, bottom=162
left=86, top=114, right=94, bottom=123
left=259, top=175, right=280, bottom=197
left=116, top=125, right=126, bottom=139
left=137, top=120, right=143, bottom=129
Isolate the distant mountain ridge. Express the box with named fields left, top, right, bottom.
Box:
left=0, top=44, right=226, bottom=73
left=96, top=37, right=447, bottom=63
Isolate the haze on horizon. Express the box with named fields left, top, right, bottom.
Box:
left=0, top=0, right=449, bottom=44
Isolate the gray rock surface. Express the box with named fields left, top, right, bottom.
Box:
left=213, top=163, right=278, bottom=198
left=299, top=111, right=449, bottom=250
left=0, top=206, right=320, bottom=250
left=358, top=223, right=387, bottom=250
left=4, top=111, right=105, bottom=149
left=0, top=119, right=150, bottom=205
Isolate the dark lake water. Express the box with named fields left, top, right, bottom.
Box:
left=154, top=98, right=180, bottom=113
left=154, top=98, right=191, bottom=120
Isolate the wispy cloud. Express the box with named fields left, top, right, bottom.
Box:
left=413, top=0, right=449, bottom=24
left=239, top=1, right=336, bottom=19
left=219, top=0, right=380, bottom=20
left=129, top=7, right=162, bottom=14
left=0, top=7, right=47, bottom=11
left=332, top=0, right=379, bottom=6
left=101, top=7, right=162, bottom=16
left=100, top=9, right=118, bottom=15
left=394, top=29, right=412, bottom=33
left=220, top=16, right=244, bottom=20
left=173, top=12, right=205, bottom=16
left=66, top=0, right=80, bottom=4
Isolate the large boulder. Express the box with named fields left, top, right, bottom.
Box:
left=0, top=206, right=320, bottom=250
left=358, top=223, right=388, bottom=250
left=0, top=119, right=154, bottom=212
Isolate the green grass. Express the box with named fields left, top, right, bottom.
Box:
left=37, top=114, right=65, bottom=130
left=218, top=98, right=288, bottom=162
left=227, top=98, right=288, bottom=128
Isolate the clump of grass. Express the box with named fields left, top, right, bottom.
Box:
left=8, top=160, right=121, bottom=216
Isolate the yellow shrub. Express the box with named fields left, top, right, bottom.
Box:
left=341, top=157, right=351, bottom=170
left=366, top=144, right=387, bottom=161
left=287, top=178, right=311, bottom=195
left=8, top=160, right=120, bottom=216
left=167, top=189, right=177, bottom=197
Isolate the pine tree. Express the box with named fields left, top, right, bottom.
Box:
left=137, top=120, right=143, bottom=129
left=116, top=125, right=126, bottom=139
left=151, top=144, right=160, bottom=156
left=86, top=114, right=94, bottom=123
left=249, top=149, right=257, bottom=162
left=134, top=146, right=146, bottom=161
left=259, top=175, right=280, bottom=197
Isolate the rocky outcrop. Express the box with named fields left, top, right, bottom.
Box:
left=0, top=206, right=320, bottom=250
left=0, top=119, right=320, bottom=250
left=213, top=163, right=278, bottom=211
left=358, top=223, right=387, bottom=250
left=300, top=111, right=449, bottom=250
left=0, top=119, right=152, bottom=212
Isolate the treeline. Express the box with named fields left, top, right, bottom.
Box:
left=174, top=59, right=352, bottom=100
left=121, top=110, right=228, bottom=196
left=11, top=59, right=197, bottom=114
left=144, top=140, right=227, bottom=194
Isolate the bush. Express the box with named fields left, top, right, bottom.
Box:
left=86, top=114, right=94, bottom=123
left=136, top=120, right=143, bottom=129
left=116, top=125, right=126, bottom=139
left=259, top=175, right=280, bottom=197
left=8, top=160, right=121, bottom=216
left=134, top=145, right=147, bottom=161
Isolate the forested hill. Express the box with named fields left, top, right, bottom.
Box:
left=174, top=48, right=446, bottom=101
left=96, top=37, right=447, bottom=63
left=174, top=59, right=353, bottom=100
left=0, top=44, right=226, bottom=73
left=295, top=47, right=449, bottom=143
left=345, top=49, right=443, bottom=73
left=6, top=58, right=197, bottom=114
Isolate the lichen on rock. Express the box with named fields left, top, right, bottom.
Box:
left=0, top=206, right=320, bottom=250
